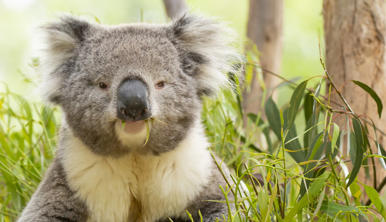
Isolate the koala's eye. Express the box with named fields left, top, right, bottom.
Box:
left=98, top=82, right=108, bottom=89
left=155, top=81, right=165, bottom=89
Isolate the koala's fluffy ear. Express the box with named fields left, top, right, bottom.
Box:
left=169, top=14, right=241, bottom=96
left=40, top=16, right=90, bottom=104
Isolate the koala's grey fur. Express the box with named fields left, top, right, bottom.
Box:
left=19, top=14, right=240, bottom=222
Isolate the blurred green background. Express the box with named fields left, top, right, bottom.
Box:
left=0, top=0, right=323, bottom=100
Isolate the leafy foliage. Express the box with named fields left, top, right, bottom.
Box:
left=201, top=65, right=386, bottom=221
left=0, top=87, right=57, bottom=220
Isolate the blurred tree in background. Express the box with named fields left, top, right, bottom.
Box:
left=324, top=0, right=386, bottom=198
left=243, top=0, right=283, bottom=118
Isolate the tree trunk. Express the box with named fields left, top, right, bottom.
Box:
left=323, top=0, right=386, bottom=191
left=243, top=0, right=283, bottom=117
left=162, top=0, right=188, bottom=19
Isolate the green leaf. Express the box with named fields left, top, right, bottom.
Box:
left=320, top=201, right=360, bottom=218
left=304, top=81, right=322, bottom=150
left=349, top=132, right=357, bottom=163
left=283, top=108, right=304, bottom=163
left=247, top=113, right=264, bottom=126
left=286, top=123, right=304, bottom=163
left=275, top=77, right=302, bottom=90
left=265, top=97, right=281, bottom=139
left=347, top=118, right=365, bottom=187
left=299, top=133, right=324, bottom=198
left=94, top=16, right=101, bottom=24
left=306, top=133, right=324, bottom=162
left=353, top=80, right=383, bottom=118
left=330, top=123, right=340, bottom=155
left=304, top=92, right=313, bottom=123
left=349, top=182, right=362, bottom=203
left=287, top=80, right=308, bottom=130
left=364, top=184, right=386, bottom=218
left=286, top=172, right=330, bottom=221
left=378, top=142, right=386, bottom=169
left=236, top=91, right=244, bottom=118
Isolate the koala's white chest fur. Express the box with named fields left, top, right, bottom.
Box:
left=61, top=124, right=212, bottom=222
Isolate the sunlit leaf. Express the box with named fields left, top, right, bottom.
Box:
left=349, top=182, right=362, bottom=203
left=378, top=142, right=386, bottom=169
left=320, top=201, right=360, bottom=218
left=94, top=16, right=101, bottom=24
left=364, top=185, right=386, bottom=218
left=286, top=172, right=330, bottom=221
left=330, top=123, right=340, bottom=155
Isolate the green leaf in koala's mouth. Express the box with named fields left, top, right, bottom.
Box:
left=143, top=119, right=151, bottom=146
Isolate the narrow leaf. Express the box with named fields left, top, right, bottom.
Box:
left=247, top=113, right=264, bottom=126
left=287, top=80, right=308, bottom=130
left=330, top=123, right=340, bottom=155
left=304, top=92, right=313, bottom=123
left=353, top=80, right=383, bottom=118
left=378, top=142, right=386, bottom=169
left=283, top=108, right=304, bottom=163
left=347, top=118, right=365, bottom=187
left=364, top=184, right=386, bottom=218
left=286, top=172, right=330, bottom=221
left=320, top=201, right=360, bottom=218
left=265, top=97, right=281, bottom=139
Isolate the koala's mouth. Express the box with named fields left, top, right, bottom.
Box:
left=114, top=119, right=152, bottom=148
left=122, top=120, right=146, bottom=134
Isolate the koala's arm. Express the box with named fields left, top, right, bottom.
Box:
left=18, top=158, right=88, bottom=222
left=186, top=168, right=233, bottom=222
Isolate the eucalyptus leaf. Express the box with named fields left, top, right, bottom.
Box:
left=304, top=92, right=313, bottom=123
left=347, top=118, right=365, bottom=187
left=353, top=80, right=383, bottom=118
left=364, top=185, right=386, bottom=218
left=378, top=142, right=386, bottom=169
left=330, top=123, right=340, bottom=155
left=283, top=108, right=304, bottom=163
left=287, top=80, right=308, bottom=130
left=265, top=97, right=281, bottom=139
left=286, top=172, right=330, bottom=221
left=320, top=201, right=360, bottom=219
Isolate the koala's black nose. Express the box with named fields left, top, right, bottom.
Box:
left=117, top=79, right=151, bottom=121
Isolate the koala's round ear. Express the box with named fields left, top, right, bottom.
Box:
left=40, top=16, right=91, bottom=104
left=168, top=14, right=241, bottom=96
left=42, top=16, right=90, bottom=65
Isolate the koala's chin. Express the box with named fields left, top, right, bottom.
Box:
left=114, top=120, right=150, bottom=150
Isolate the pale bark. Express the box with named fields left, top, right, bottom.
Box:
left=243, top=0, right=283, bottom=116
left=323, top=0, right=386, bottom=190
left=162, top=0, right=188, bottom=19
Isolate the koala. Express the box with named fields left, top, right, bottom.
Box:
left=18, top=14, right=240, bottom=222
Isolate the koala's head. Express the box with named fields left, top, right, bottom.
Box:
left=42, top=14, right=239, bottom=156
